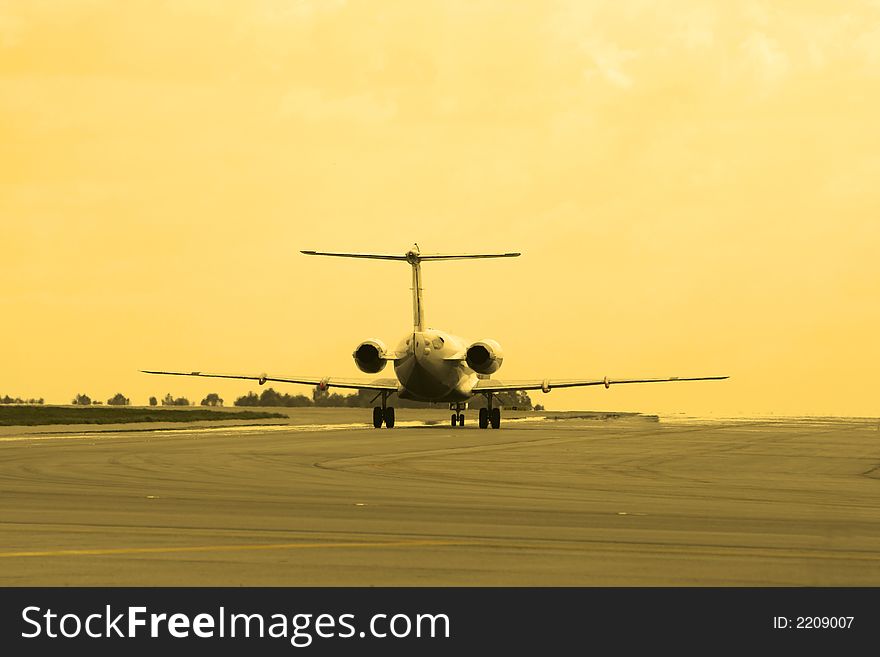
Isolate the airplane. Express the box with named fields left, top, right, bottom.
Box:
left=143, top=244, right=727, bottom=429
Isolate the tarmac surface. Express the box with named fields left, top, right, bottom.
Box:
left=1, top=410, right=878, bottom=585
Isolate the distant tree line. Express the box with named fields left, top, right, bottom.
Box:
left=467, top=390, right=534, bottom=410
left=200, top=393, right=223, bottom=407
left=161, top=393, right=190, bottom=406
left=234, top=387, right=533, bottom=410
left=71, top=393, right=131, bottom=406
left=65, top=393, right=196, bottom=406
left=1, top=395, right=44, bottom=404
left=234, top=388, right=410, bottom=408
left=34, top=388, right=537, bottom=410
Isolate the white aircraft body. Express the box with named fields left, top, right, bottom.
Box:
left=144, top=245, right=727, bottom=429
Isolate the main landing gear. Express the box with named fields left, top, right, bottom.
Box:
left=372, top=391, right=395, bottom=428
left=450, top=402, right=466, bottom=427
left=450, top=395, right=501, bottom=429
left=478, top=394, right=501, bottom=430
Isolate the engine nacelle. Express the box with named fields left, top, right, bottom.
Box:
left=353, top=339, right=388, bottom=373
left=465, top=339, right=504, bottom=375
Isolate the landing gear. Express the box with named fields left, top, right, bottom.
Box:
left=449, top=402, right=467, bottom=427
left=490, top=407, right=501, bottom=429
left=372, top=391, right=395, bottom=428
left=479, top=394, right=501, bottom=429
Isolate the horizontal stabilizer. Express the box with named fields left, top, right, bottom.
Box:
left=301, top=248, right=520, bottom=263
left=419, top=253, right=520, bottom=261
left=300, top=250, right=407, bottom=261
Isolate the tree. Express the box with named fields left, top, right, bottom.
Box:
left=234, top=391, right=260, bottom=407
left=162, top=393, right=190, bottom=406
left=468, top=390, right=533, bottom=410
left=200, top=393, right=223, bottom=407
left=260, top=388, right=285, bottom=406
left=107, top=393, right=130, bottom=406
left=71, top=393, right=92, bottom=406
left=312, top=386, right=329, bottom=406
left=234, top=388, right=313, bottom=407
left=312, top=386, right=351, bottom=407
left=149, top=396, right=158, bottom=406
left=0, top=395, right=40, bottom=404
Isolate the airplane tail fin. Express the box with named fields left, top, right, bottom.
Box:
left=301, top=245, right=520, bottom=331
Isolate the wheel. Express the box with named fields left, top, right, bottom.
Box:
left=458, top=413, right=465, bottom=426
left=372, top=406, right=383, bottom=428
left=383, top=406, right=395, bottom=428
left=490, top=407, right=501, bottom=429
left=451, top=413, right=458, bottom=427
left=479, top=408, right=488, bottom=429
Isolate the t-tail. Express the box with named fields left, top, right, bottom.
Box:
left=300, top=244, right=520, bottom=331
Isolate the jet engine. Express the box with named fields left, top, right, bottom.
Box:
left=353, top=339, right=389, bottom=373
left=465, top=339, right=504, bottom=374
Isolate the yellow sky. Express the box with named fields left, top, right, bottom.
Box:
left=2, top=1, right=878, bottom=416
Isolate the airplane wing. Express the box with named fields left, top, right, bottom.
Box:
left=472, top=375, right=728, bottom=393
left=141, top=370, right=399, bottom=392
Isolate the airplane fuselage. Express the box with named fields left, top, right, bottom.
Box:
left=393, top=329, right=477, bottom=403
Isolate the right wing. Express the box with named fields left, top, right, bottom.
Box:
left=141, top=370, right=399, bottom=392
left=472, top=375, right=729, bottom=393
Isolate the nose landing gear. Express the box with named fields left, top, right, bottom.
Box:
left=449, top=402, right=466, bottom=426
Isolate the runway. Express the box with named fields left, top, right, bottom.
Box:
left=1, top=410, right=878, bottom=585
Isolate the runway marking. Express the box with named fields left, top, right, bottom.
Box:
left=0, top=415, right=553, bottom=442
left=0, top=538, right=468, bottom=559
left=5, top=533, right=878, bottom=563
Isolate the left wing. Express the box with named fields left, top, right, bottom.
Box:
left=472, top=375, right=728, bottom=393
left=141, top=370, right=399, bottom=392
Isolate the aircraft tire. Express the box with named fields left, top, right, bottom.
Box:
left=384, top=407, right=395, bottom=428
left=458, top=413, right=465, bottom=426
left=373, top=406, right=383, bottom=428
left=479, top=408, right=489, bottom=429
left=490, top=407, right=501, bottom=429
